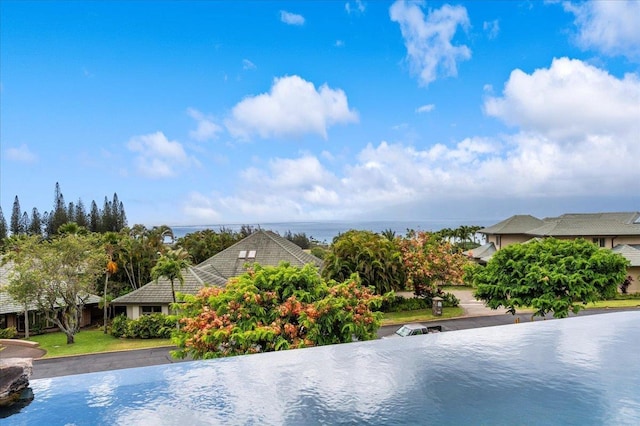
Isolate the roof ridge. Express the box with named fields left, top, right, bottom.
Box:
left=263, top=231, right=308, bottom=265
left=188, top=266, right=204, bottom=285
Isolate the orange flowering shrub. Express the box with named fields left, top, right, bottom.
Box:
left=172, top=263, right=384, bottom=359
left=399, top=231, right=468, bottom=296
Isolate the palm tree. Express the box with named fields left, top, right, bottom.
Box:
left=151, top=248, right=191, bottom=305
left=380, top=228, right=397, bottom=241
left=102, top=231, right=120, bottom=333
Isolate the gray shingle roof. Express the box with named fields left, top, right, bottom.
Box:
left=482, top=212, right=640, bottom=237
left=528, top=213, right=640, bottom=236
left=113, top=230, right=323, bottom=305
left=197, top=230, right=323, bottom=278
left=480, top=215, right=545, bottom=234
left=464, top=242, right=496, bottom=264
left=612, top=244, right=640, bottom=267
left=112, top=266, right=227, bottom=305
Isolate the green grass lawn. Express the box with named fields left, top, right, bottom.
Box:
left=382, top=307, right=465, bottom=326
left=28, top=328, right=173, bottom=358
left=586, top=299, right=640, bottom=309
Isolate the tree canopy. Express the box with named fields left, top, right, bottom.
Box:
left=472, top=238, right=629, bottom=318
left=173, top=263, right=384, bottom=359
left=4, top=183, right=128, bottom=239
left=321, top=230, right=405, bottom=294
left=151, top=248, right=191, bottom=304
left=175, top=228, right=244, bottom=264
left=5, top=233, right=108, bottom=343
left=399, top=231, right=467, bottom=296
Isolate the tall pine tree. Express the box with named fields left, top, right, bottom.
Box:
left=75, top=199, right=89, bottom=228
left=101, top=196, right=113, bottom=232
left=28, top=207, right=43, bottom=236
left=49, top=182, right=69, bottom=235
left=89, top=201, right=101, bottom=232
left=10, top=195, right=24, bottom=235
left=0, top=206, right=8, bottom=239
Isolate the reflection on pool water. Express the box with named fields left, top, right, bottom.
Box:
left=4, top=312, right=640, bottom=425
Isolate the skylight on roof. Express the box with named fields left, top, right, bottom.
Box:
left=238, top=250, right=247, bottom=258
left=248, top=250, right=256, bottom=259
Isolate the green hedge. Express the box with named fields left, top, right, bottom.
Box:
left=111, top=314, right=176, bottom=339
left=380, top=291, right=460, bottom=313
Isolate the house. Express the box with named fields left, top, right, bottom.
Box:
left=112, top=230, right=324, bottom=319
left=0, top=260, right=101, bottom=334
left=467, top=212, right=640, bottom=293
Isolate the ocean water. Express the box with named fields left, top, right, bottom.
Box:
left=172, top=219, right=493, bottom=243
left=5, top=312, right=640, bottom=425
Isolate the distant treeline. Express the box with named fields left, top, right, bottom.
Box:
left=0, top=182, right=127, bottom=238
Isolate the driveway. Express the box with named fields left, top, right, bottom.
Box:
left=449, top=289, right=508, bottom=317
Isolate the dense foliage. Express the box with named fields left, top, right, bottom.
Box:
left=173, top=263, right=384, bottom=359
left=472, top=238, right=629, bottom=318
left=380, top=291, right=459, bottom=312
left=399, top=231, right=467, bottom=296
left=321, top=230, right=405, bottom=294
left=0, top=327, right=17, bottom=339
left=5, top=233, right=108, bottom=343
left=435, top=225, right=484, bottom=251
left=111, top=314, right=176, bottom=339
left=175, top=228, right=245, bottom=264
left=151, top=248, right=191, bottom=304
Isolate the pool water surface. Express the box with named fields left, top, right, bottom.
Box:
left=4, top=311, right=640, bottom=425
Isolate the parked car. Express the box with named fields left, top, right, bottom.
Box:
left=389, top=323, right=442, bottom=338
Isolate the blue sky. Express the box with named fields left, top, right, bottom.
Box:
left=1, top=1, right=639, bottom=227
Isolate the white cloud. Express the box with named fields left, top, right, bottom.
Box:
left=280, top=10, right=305, bottom=26
left=182, top=191, right=222, bottom=222
left=187, top=108, right=223, bottom=142
left=127, top=131, right=199, bottom=178
left=563, top=1, right=640, bottom=61
left=416, top=104, right=435, bottom=113
left=225, top=75, right=358, bottom=140
left=242, top=59, right=256, bottom=71
left=484, top=57, right=640, bottom=140
left=477, top=57, right=640, bottom=194
left=179, top=58, right=640, bottom=223
left=335, top=40, right=345, bottom=47
left=483, top=19, right=500, bottom=39
left=389, top=0, right=471, bottom=86
left=6, top=144, right=37, bottom=163
left=345, top=0, right=366, bottom=15
left=184, top=58, right=639, bottom=223
left=242, top=59, right=256, bottom=70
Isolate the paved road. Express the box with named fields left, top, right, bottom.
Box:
left=31, top=346, right=191, bottom=380
left=378, top=308, right=640, bottom=338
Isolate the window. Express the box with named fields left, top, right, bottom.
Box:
left=0, top=314, right=6, bottom=329
left=592, top=238, right=605, bottom=248
left=238, top=250, right=247, bottom=258
left=16, top=311, right=53, bottom=333
left=496, top=235, right=501, bottom=248
left=141, top=306, right=162, bottom=315
left=247, top=250, right=256, bottom=259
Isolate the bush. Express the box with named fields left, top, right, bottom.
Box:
left=0, top=327, right=17, bottom=339
left=111, top=314, right=130, bottom=338
left=128, top=314, right=176, bottom=339
left=111, top=314, right=175, bottom=339
left=380, top=296, right=429, bottom=312
left=310, top=246, right=327, bottom=260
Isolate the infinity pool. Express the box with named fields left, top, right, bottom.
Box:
left=4, top=312, right=640, bottom=425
